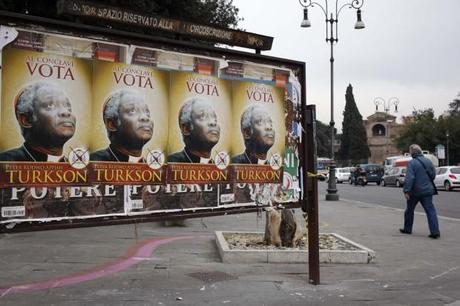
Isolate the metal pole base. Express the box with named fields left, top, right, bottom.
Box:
left=325, top=193, right=339, bottom=201
left=325, top=162, right=339, bottom=201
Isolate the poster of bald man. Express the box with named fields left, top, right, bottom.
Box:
left=231, top=81, right=285, bottom=183
left=0, top=48, right=92, bottom=165
left=0, top=45, right=93, bottom=220
left=90, top=62, right=169, bottom=176
left=167, top=71, right=232, bottom=184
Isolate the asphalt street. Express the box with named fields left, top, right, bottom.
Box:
left=319, top=181, right=460, bottom=219
left=1, top=184, right=459, bottom=305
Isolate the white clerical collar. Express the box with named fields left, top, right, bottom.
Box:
left=200, top=157, right=211, bottom=164
left=47, top=154, right=62, bottom=162
left=257, top=159, right=266, bottom=165
left=128, top=155, right=143, bottom=163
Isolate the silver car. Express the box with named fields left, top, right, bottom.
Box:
left=382, top=167, right=406, bottom=187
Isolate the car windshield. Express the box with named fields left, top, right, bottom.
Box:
left=451, top=168, right=460, bottom=174
left=365, top=165, right=382, bottom=173
left=437, top=168, right=448, bottom=175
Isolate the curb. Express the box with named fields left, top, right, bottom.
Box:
left=215, top=231, right=376, bottom=264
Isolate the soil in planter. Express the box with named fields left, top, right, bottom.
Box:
left=223, top=233, right=360, bottom=251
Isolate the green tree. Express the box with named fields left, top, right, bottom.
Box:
left=0, top=0, right=241, bottom=29
left=316, top=120, right=331, bottom=158
left=394, top=109, right=439, bottom=153
left=339, top=84, right=370, bottom=165
left=439, top=96, right=460, bottom=165
left=447, top=94, right=460, bottom=164
left=449, top=92, right=460, bottom=115
left=395, top=105, right=460, bottom=165
left=437, top=117, right=459, bottom=165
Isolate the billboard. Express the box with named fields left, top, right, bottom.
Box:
left=0, top=27, right=302, bottom=231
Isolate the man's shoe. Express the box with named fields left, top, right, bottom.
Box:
left=428, top=234, right=440, bottom=239
left=399, top=229, right=411, bottom=234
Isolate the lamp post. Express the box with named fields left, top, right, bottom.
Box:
left=299, top=0, right=365, bottom=201
left=446, top=130, right=450, bottom=166
left=374, top=97, right=399, bottom=158
left=374, top=97, right=400, bottom=114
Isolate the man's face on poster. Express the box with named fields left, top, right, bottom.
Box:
left=249, top=107, right=275, bottom=151
left=29, top=84, right=76, bottom=145
left=189, top=101, right=220, bottom=148
left=115, top=93, right=153, bottom=147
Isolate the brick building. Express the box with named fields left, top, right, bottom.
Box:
left=364, top=112, right=405, bottom=164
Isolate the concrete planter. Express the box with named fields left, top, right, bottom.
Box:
left=215, top=231, right=376, bottom=264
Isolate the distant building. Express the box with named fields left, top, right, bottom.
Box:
left=364, top=112, right=405, bottom=164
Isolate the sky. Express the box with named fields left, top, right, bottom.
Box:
left=231, top=0, right=460, bottom=131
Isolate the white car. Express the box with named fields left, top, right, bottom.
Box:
left=334, top=167, right=352, bottom=183
left=434, top=166, right=460, bottom=191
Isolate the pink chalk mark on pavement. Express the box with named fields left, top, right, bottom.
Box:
left=0, top=235, right=196, bottom=297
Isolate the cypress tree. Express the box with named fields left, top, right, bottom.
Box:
left=316, top=120, right=331, bottom=158
left=339, top=84, right=370, bottom=164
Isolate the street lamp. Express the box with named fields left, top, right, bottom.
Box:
left=374, top=97, right=399, bottom=157
left=446, top=130, right=450, bottom=166
left=299, top=0, right=366, bottom=201
left=374, top=97, right=399, bottom=114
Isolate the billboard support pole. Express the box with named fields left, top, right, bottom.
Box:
left=304, top=104, right=320, bottom=285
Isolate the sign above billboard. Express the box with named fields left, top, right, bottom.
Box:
left=57, top=0, right=274, bottom=51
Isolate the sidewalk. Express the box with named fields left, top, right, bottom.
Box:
left=1, top=197, right=460, bottom=305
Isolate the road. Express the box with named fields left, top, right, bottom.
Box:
left=0, top=182, right=458, bottom=305
left=318, top=181, right=460, bottom=219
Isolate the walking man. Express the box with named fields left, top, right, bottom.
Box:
left=400, top=144, right=440, bottom=239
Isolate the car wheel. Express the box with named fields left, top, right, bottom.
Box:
left=396, top=180, right=401, bottom=188
left=349, top=178, right=352, bottom=184
left=377, top=180, right=381, bottom=186
left=383, top=180, right=387, bottom=187
left=444, top=181, right=452, bottom=191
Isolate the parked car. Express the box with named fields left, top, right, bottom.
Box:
left=349, top=164, right=384, bottom=185
left=317, top=158, right=333, bottom=181
left=327, top=167, right=352, bottom=183
left=317, top=170, right=328, bottom=181
left=336, top=167, right=352, bottom=183
left=382, top=167, right=406, bottom=187
left=434, top=166, right=460, bottom=191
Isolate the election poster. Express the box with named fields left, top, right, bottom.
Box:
left=0, top=27, right=302, bottom=230
left=231, top=81, right=285, bottom=183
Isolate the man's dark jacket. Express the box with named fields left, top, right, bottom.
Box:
left=90, top=146, right=143, bottom=162
left=231, top=150, right=268, bottom=165
left=403, top=153, right=436, bottom=197
left=0, top=144, right=66, bottom=162
left=232, top=151, right=253, bottom=164
left=167, top=147, right=212, bottom=164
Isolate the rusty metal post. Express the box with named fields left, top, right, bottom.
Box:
left=304, top=104, right=320, bottom=285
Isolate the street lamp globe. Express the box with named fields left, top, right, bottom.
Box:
left=354, top=9, right=365, bottom=29
left=301, top=8, right=311, bottom=27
